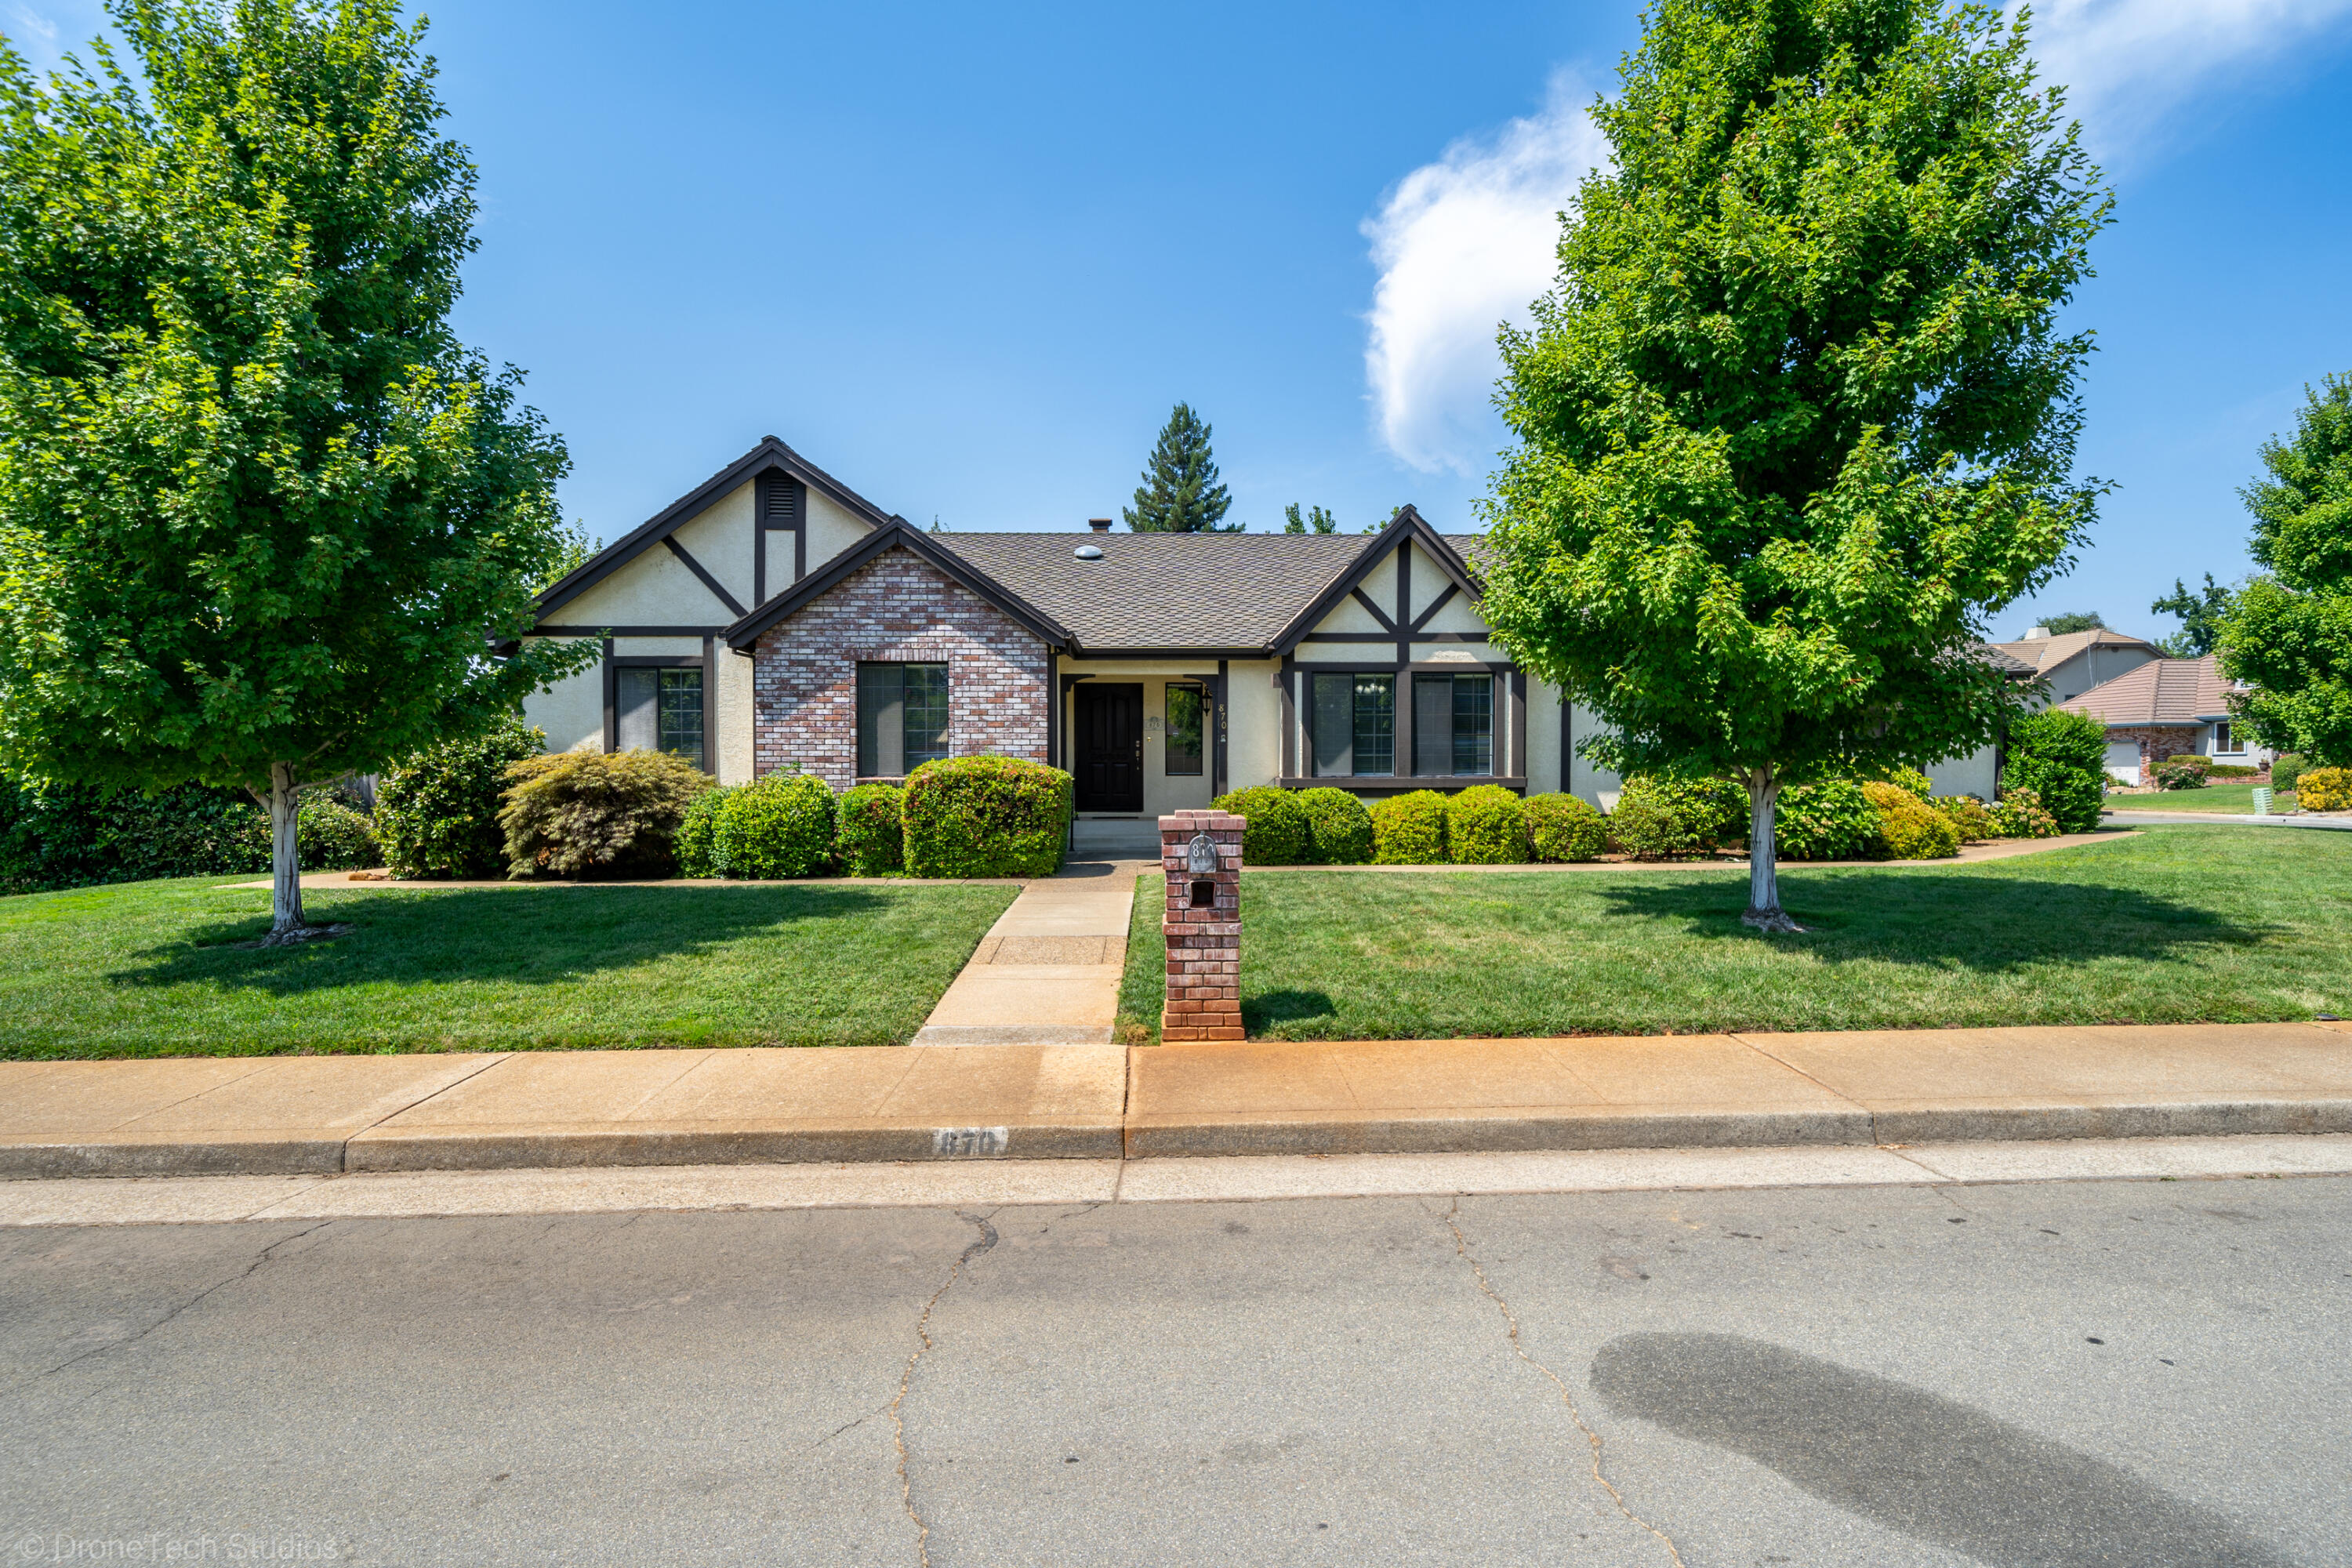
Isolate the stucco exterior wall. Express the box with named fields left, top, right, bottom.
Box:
left=1225, top=660, right=1282, bottom=789
left=1926, top=743, right=1998, bottom=800
left=671, top=481, right=756, bottom=610
left=715, top=645, right=757, bottom=783
left=556, top=544, right=730, bottom=628
left=804, top=489, right=873, bottom=575
left=522, top=638, right=604, bottom=754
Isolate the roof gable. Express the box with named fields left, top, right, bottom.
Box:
left=1988, top=627, right=2161, bottom=673
left=2057, top=655, right=2234, bottom=725
left=723, top=521, right=1075, bottom=650
left=1266, top=506, right=1483, bottom=654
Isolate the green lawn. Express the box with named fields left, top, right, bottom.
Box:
left=1116, top=826, right=2351, bottom=1040
left=0, top=878, right=1020, bottom=1059
left=2108, top=782, right=2289, bottom=814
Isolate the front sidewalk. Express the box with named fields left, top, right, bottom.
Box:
left=5, top=1021, right=2349, bottom=1180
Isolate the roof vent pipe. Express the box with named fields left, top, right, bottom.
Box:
left=1087, top=517, right=1113, bottom=532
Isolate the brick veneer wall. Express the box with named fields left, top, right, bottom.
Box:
left=751, top=546, right=1051, bottom=788
left=2108, top=724, right=2205, bottom=772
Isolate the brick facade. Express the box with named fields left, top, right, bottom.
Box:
left=752, top=546, right=1051, bottom=788
left=1160, top=810, right=1243, bottom=1042
left=2108, top=724, right=2205, bottom=773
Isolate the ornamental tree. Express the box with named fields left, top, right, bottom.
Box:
left=0, top=0, right=592, bottom=935
left=1476, top=0, right=2110, bottom=931
left=2218, top=374, right=2352, bottom=766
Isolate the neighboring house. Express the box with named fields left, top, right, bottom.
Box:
left=1987, top=626, right=2163, bottom=705
left=520, top=436, right=2012, bottom=818
left=2056, top=655, right=2267, bottom=784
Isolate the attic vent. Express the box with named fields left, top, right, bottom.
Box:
left=1074, top=544, right=1104, bottom=561
left=764, top=481, right=799, bottom=526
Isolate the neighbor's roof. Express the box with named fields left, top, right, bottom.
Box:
left=2058, top=655, right=2235, bottom=726
left=1973, top=642, right=2039, bottom=676
left=1987, top=626, right=2161, bottom=673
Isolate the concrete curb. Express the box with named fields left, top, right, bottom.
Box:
left=1123, top=1109, right=1875, bottom=1159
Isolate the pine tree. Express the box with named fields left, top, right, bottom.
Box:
left=2151, top=576, right=2231, bottom=656
left=1283, top=503, right=1338, bottom=535
left=1123, top=404, right=1236, bottom=532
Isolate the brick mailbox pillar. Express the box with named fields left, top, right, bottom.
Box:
left=1160, top=809, right=1243, bottom=1042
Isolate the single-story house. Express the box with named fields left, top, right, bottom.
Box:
left=2056, top=654, right=2267, bottom=784
left=519, top=436, right=2015, bottom=826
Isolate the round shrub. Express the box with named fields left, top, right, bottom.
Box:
left=903, top=757, right=1071, bottom=877
left=499, top=749, right=713, bottom=878
left=1295, top=786, right=1373, bottom=865
left=1523, top=793, right=1606, bottom=862
left=2001, top=709, right=2107, bottom=833
left=715, top=772, right=839, bottom=878
left=1210, top=786, right=1310, bottom=866
left=2299, top=767, right=2352, bottom=811
left=291, top=797, right=380, bottom=871
left=673, top=785, right=731, bottom=877
left=1610, top=775, right=1744, bottom=859
left=2271, top=753, right=2307, bottom=793
left=1871, top=766, right=1934, bottom=800
left=2152, top=754, right=2210, bottom=790
left=1370, top=789, right=1449, bottom=863
left=837, top=782, right=907, bottom=877
left=1863, top=781, right=1961, bottom=858
left=1446, top=784, right=1529, bottom=863
left=1989, top=787, right=2060, bottom=838
left=378, top=718, right=547, bottom=879
left=1931, top=793, right=1997, bottom=844
left=1773, top=779, right=1882, bottom=861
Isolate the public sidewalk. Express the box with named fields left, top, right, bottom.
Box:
left=4, top=1021, right=2349, bottom=1180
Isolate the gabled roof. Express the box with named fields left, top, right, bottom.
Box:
left=1974, top=642, right=2039, bottom=676
left=724, top=519, right=1076, bottom=651
left=1987, top=626, right=2161, bottom=674
left=536, top=435, right=895, bottom=620
left=1264, top=505, right=1483, bottom=654
left=2058, top=655, right=2237, bottom=727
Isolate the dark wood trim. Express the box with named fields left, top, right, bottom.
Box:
left=662, top=535, right=747, bottom=619
left=1349, top=588, right=1396, bottom=632
left=1509, top=668, right=1527, bottom=783
left=1559, top=696, right=1572, bottom=794
left=537, top=624, right=727, bottom=638
left=703, top=634, right=719, bottom=776
left=796, top=510, right=808, bottom=581
left=1393, top=645, right=1415, bottom=779
left=1301, top=630, right=1490, bottom=644
left=1294, top=658, right=1517, bottom=674
left=1047, top=652, right=1059, bottom=769
left=1279, top=655, right=1297, bottom=779
left=1276, top=776, right=1526, bottom=796
left=1062, top=645, right=1272, bottom=660
left=600, top=637, right=616, bottom=753
left=606, top=655, right=705, bottom=666
left=1265, top=505, right=1483, bottom=655
left=1214, top=660, right=1229, bottom=797
left=1395, top=541, right=1413, bottom=667
left=1409, top=582, right=1461, bottom=632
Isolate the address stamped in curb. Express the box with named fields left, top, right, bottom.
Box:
left=933, top=1126, right=1011, bottom=1158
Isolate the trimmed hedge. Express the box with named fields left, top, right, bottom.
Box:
left=1370, top=789, right=1449, bottom=863
left=1773, top=779, right=1882, bottom=861
left=2272, top=754, right=2308, bottom=793
left=904, top=757, right=1071, bottom=877
left=1446, top=784, right=1529, bottom=863
left=2152, top=754, right=2210, bottom=789
left=0, top=779, right=269, bottom=893
left=2002, top=709, right=2107, bottom=833
left=499, top=750, right=712, bottom=878
left=2300, top=767, right=2352, bottom=811
left=288, top=798, right=381, bottom=871
left=1296, top=786, right=1374, bottom=865
left=379, top=719, right=547, bottom=879
left=673, top=786, right=730, bottom=877
left=1610, top=775, right=1744, bottom=859
left=2206, top=762, right=2259, bottom=779
left=1863, top=782, right=1961, bottom=858
left=714, top=772, right=838, bottom=878
left=1210, top=786, right=1311, bottom=866
left=837, top=782, right=907, bottom=876
left=1523, top=793, right=1605, bottom=862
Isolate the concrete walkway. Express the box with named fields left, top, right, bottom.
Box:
left=909, top=858, right=1142, bottom=1047
left=2104, top=808, right=2352, bottom=831
left=5, top=1021, right=2348, bottom=1180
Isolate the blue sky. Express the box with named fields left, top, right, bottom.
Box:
left=9, top=0, right=2352, bottom=644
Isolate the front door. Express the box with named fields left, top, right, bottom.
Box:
left=1074, top=683, right=1145, bottom=812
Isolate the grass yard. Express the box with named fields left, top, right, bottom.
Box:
left=1116, top=826, right=2352, bottom=1040
left=0, top=878, right=1019, bottom=1059
left=2108, top=782, right=2291, bottom=814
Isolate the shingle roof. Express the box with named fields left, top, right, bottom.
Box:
left=1975, top=642, right=2040, bottom=675
left=1987, top=626, right=2161, bottom=673
left=2057, top=655, right=2235, bottom=726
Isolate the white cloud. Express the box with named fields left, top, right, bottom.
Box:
left=2027, top=0, right=2352, bottom=152
left=1360, top=71, right=1606, bottom=477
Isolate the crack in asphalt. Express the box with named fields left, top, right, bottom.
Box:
left=1440, top=1199, right=1687, bottom=1568
left=891, top=1210, right=999, bottom=1568
left=4, top=1219, right=336, bottom=1400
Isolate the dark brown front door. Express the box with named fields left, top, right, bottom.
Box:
left=1074, top=683, right=1145, bottom=812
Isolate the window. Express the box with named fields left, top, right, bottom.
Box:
left=1164, top=684, right=1205, bottom=776
left=2213, top=720, right=2238, bottom=755
left=1413, top=673, right=1494, bottom=775
left=857, top=662, right=949, bottom=777
left=1312, top=673, right=1395, bottom=776
left=615, top=666, right=705, bottom=771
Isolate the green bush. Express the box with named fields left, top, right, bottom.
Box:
left=673, top=785, right=731, bottom=877
left=903, top=757, right=1071, bottom=877
left=284, top=797, right=380, bottom=871
left=1863, top=781, right=1960, bottom=858
left=714, top=772, right=839, bottom=878
left=2152, top=754, right=2210, bottom=790
left=1446, top=784, right=1529, bottom=863
left=1210, top=786, right=1311, bottom=866
left=2271, top=753, right=2307, bottom=793
left=1870, top=766, right=1934, bottom=800
left=1931, top=794, right=1997, bottom=843
left=2002, top=709, right=2109, bottom=833
left=837, top=782, right=907, bottom=877
left=2206, top=762, right=2259, bottom=779
left=1295, top=786, right=1373, bottom=865
left=2300, top=767, right=2352, bottom=811
left=1370, top=789, right=1449, bottom=863
left=0, top=778, right=269, bottom=893
left=378, top=719, right=547, bottom=879
left=1989, top=787, right=2060, bottom=838
left=499, top=749, right=713, bottom=878
left=1523, top=793, right=1606, bottom=862
left=1610, top=775, right=1744, bottom=859
left=1773, top=779, right=1882, bottom=861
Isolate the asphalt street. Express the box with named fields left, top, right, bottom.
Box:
left=2, top=1174, right=2347, bottom=1566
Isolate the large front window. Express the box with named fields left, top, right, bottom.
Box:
left=857, top=662, right=949, bottom=777
left=615, top=666, right=705, bottom=771
left=1414, top=673, right=1493, bottom=775
left=1312, top=673, right=1395, bottom=777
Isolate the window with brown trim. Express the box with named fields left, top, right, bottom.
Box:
left=1311, top=672, right=1395, bottom=777
left=616, top=667, right=706, bottom=771
left=857, top=662, right=949, bottom=777
left=1165, top=684, right=1205, bottom=776
left=1414, top=673, right=1493, bottom=775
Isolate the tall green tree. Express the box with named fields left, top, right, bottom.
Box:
left=1477, top=0, right=2109, bottom=931
left=2038, top=610, right=2105, bottom=634
left=1283, top=503, right=1338, bottom=535
left=1124, top=403, right=1236, bottom=532
left=2150, top=575, right=2231, bottom=657
left=2219, top=374, right=2352, bottom=765
left=0, top=0, right=592, bottom=936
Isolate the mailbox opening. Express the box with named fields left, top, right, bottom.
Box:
left=1190, top=879, right=1215, bottom=909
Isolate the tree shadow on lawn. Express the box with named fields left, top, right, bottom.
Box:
left=108, top=884, right=912, bottom=996
left=1591, top=871, right=2274, bottom=972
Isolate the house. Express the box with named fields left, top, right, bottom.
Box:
left=520, top=436, right=2016, bottom=837
left=1987, top=626, right=2163, bottom=704
left=2056, top=655, right=2266, bottom=784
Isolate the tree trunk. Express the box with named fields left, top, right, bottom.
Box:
left=267, top=762, right=304, bottom=935
left=1740, top=765, right=1804, bottom=935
